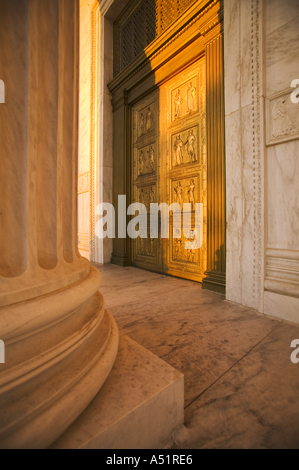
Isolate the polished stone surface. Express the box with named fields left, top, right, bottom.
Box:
left=97, top=264, right=299, bottom=449
left=51, top=333, right=184, bottom=450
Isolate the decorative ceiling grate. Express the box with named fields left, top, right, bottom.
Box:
left=160, top=0, right=176, bottom=32
left=114, top=0, right=196, bottom=77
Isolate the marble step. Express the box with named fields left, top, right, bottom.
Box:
left=51, top=333, right=184, bottom=449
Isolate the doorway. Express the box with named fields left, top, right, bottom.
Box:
left=109, top=0, right=226, bottom=293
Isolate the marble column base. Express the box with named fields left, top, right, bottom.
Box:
left=51, top=334, right=184, bottom=449
left=0, top=267, right=119, bottom=449
left=111, top=252, right=130, bottom=267
left=203, top=270, right=226, bottom=294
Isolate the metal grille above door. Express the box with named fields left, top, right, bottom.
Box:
left=113, top=0, right=196, bottom=76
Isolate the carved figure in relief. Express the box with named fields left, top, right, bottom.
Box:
left=139, top=189, right=144, bottom=204
left=174, top=232, right=182, bottom=260
left=149, top=187, right=155, bottom=205
left=272, top=99, right=293, bottom=138
left=146, top=108, right=154, bottom=132
left=186, top=232, right=196, bottom=263
left=148, top=146, right=155, bottom=171
left=149, top=229, right=155, bottom=255
left=174, top=181, right=184, bottom=209
left=174, top=89, right=183, bottom=119
left=174, top=135, right=184, bottom=165
left=138, top=151, right=145, bottom=175
left=184, top=130, right=196, bottom=162
left=187, top=179, right=196, bottom=211
left=187, top=247, right=196, bottom=263
left=186, top=82, right=196, bottom=114
left=139, top=113, right=145, bottom=135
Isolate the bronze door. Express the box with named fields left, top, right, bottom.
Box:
left=131, top=59, right=207, bottom=282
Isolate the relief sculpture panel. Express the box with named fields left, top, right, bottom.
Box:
left=172, top=126, right=198, bottom=167
left=266, top=88, right=299, bottom=146
left=171, top=176, right=201, bottom=267
left=136, top=185, right=156, bottom=212
left=137, top=103, right=156, bottom=139
left=172, top=77, right=199, bottom=122
left=132, top=183, right=161, bottom=266
left=172, top=178, right=198, bottom=210
left=137, top=145, right=156, bottom=176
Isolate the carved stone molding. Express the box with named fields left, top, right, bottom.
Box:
left=251, top=0, right=265, bottom=313
left=265, top=249, right=299, bottom=299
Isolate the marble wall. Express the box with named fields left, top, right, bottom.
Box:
left=97, top=14, right=114, bottom=264
left=225, top=0, right=266, bottom=313
left=225, top=0, right=299, bottom=323
left=78, top=0, right=115, bottom=264
left=78, top=0, right=92, bottom=259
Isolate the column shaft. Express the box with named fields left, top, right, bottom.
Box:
left=0, top=0, right=29, bottom=278
left=36, top=0, right=59, bottom=270
left=0, top=0, right=89, bottom=307
left=0, top=0, right=119, bottom=449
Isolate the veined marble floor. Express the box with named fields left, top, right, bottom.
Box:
left=95, top=263, right=299, bottom=450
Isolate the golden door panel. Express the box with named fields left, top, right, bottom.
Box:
left=160, top=58, right=207, bottom=282
left=131, top=59, right=207, bottom=282
left=131, top=90, right=162, bottom=272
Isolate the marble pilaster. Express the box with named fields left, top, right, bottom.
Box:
left=224, top=0, right=266, bottom=313
left=225, top=0, right=299, bottom=324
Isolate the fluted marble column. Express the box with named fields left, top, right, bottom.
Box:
left=0, top=0, right=119, bottom=449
